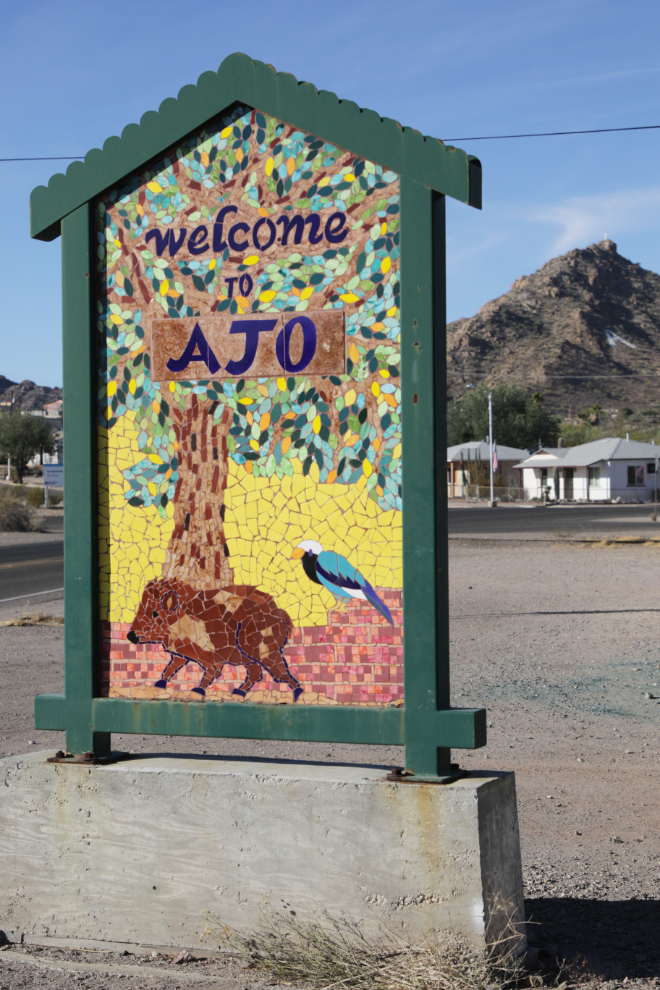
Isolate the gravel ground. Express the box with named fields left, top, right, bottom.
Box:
left=449, top=538, right=660, bottom=988
left=1, top=537, right=659, bottom=988
left=0, top=943, right=267, bottom=989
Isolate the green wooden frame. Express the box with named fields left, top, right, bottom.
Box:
left=32, top=54, right=486, bottom=775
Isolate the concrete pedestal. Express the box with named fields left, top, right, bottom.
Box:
left=0, top=753, right=525, bottom=950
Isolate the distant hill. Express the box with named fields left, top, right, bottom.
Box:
left=446, top=239, right=660, bottom=416
left=0, top=376, right=62, bottom=413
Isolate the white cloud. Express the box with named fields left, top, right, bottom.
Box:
left=532, top=187, right=660, bottom=254
left=446, top=229, right=509, bottom=268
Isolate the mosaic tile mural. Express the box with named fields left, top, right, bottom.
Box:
left=97, top=105, right=403, bottom=705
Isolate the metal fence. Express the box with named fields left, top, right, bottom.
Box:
left=449, top=482, right=524, bottom=502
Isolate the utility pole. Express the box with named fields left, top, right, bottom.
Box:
left=488, top=391, right=495, bottom=508
left=653, top=439, right=658, bottom=521
left=466, top=383, right=496, bottom=507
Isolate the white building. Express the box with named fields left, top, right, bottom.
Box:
left=515, top=438, right=660, bottom=502
left=512, top=447, right=566, bottom=501
left=43, top=400, right=63, bottom=419
left=27, top=400, right=63, bottom=421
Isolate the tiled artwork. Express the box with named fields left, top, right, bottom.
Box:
left=97, top=105, right=403, bottom=705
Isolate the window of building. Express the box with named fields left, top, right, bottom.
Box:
left=588, top=467, right=601, bottom=486
left=628, top=465, right=645, bottom=486
left=648, top=463, right=656, bottom=474
left=540, top=468, right=547, bottom=485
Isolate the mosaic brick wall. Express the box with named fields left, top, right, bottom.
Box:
left=97, top=105, right=403, bottom=706
left=104, top=590, right=402, bottom=705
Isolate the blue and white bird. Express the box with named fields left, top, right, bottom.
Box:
left=291, top=539, right=393, bottom=625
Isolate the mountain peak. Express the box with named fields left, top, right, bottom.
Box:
left=447, top=241, right=660, bottom=414
left=0, top=376, right=62, bottom=412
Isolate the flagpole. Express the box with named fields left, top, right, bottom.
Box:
left=488, top=391, right=495, bottom=507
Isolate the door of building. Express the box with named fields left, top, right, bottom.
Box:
left=564, top=468, right=574, bottom=500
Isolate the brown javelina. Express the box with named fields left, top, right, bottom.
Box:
left=128, top=578, right=302, bottom=699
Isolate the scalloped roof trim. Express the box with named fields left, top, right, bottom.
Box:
left=30, top=53, right=480, bottom=241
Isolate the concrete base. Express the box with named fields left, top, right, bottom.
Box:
left=0, top=753, right=525, bottom=951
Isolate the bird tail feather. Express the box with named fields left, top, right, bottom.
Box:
left=361, top=581, right=394, bottom=625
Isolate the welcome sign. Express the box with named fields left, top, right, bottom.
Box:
left=99, top=105, right=404, bottom=706
left=32, top=54, right=484, bottom=774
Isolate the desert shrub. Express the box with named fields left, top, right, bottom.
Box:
left=0, top=488, right=37, bottom=532
left=24, top=486, right=45, bottom=507
left=0, top=612, right=64, bottom=627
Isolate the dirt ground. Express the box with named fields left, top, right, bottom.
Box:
left=1, top=536, right=659, bottom=988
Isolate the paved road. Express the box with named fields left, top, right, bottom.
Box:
left=0, top=542, right=63, bottom=602
left=39, top=512, right=63, bottom=534
left=448, top=502, right=660, bottom=537
left=0, top=503, right=657, bottom=603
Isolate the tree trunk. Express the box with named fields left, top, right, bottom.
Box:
left=163, top=395, right=234, bottom=590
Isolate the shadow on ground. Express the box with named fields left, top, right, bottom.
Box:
left=526, top=897, right=660, bottom=980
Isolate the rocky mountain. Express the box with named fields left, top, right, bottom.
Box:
left=0, top=376, right=62, bottom=413
left=446, top=239, right=660, bottom=415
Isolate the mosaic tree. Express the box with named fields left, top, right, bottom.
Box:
left=99, top=108, right=402, bottom=593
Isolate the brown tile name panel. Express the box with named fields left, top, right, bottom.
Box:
left=150, top=311, right=346, bottom=382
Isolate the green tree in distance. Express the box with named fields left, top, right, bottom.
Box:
left=446, top=385, right=561, bottom=450
left=559, top=422, right=602, bottom=447
left=0, top=413, right=56, bottom=484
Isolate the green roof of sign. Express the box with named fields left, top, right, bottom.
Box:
left=30, top=52, right=481, bottom=241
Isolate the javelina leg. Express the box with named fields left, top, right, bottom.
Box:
left=233, top=662, right=263, bottom=698
left=191, top=663, right=225, bottom=698
left=155, top=654, right=187, bottom=689
left=261, top=649, right=303, bottom=702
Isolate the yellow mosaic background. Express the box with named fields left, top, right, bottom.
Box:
left=99, top=417, right=402, bottom=626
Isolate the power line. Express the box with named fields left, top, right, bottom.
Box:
left=2, top=122, right=660, bottom=162
left=443, top=124, right=660, bottom=142
left=542, top=374, right=660, bottom=379
left=459, top=373, right=660, bottom=381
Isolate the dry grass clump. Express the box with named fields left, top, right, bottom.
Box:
left=22, top=485, right=45, bottom=507
left=0, top=612, right=63, bottom=627
left=208, top=909, right=540, bottom=990
left=22, top=485, right=62, bottom=507
left=0, top=487, right=38, bottom=532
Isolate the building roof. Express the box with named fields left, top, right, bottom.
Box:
left=560, top=437, right=660, bottom=466
left=516, top=437, right=660, bottom=469
left=534, top=447, right=567, bottom=457
left=447, top=441, right=529, bottom=463
left=30, top=53, right=481, bottom=243
left=511, top=447, right=567, bottom=469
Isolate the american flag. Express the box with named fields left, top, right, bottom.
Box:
left=492, top=442, right=498, bottom=472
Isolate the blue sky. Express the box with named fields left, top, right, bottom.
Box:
left=2, top=0, right=660, bottom=387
